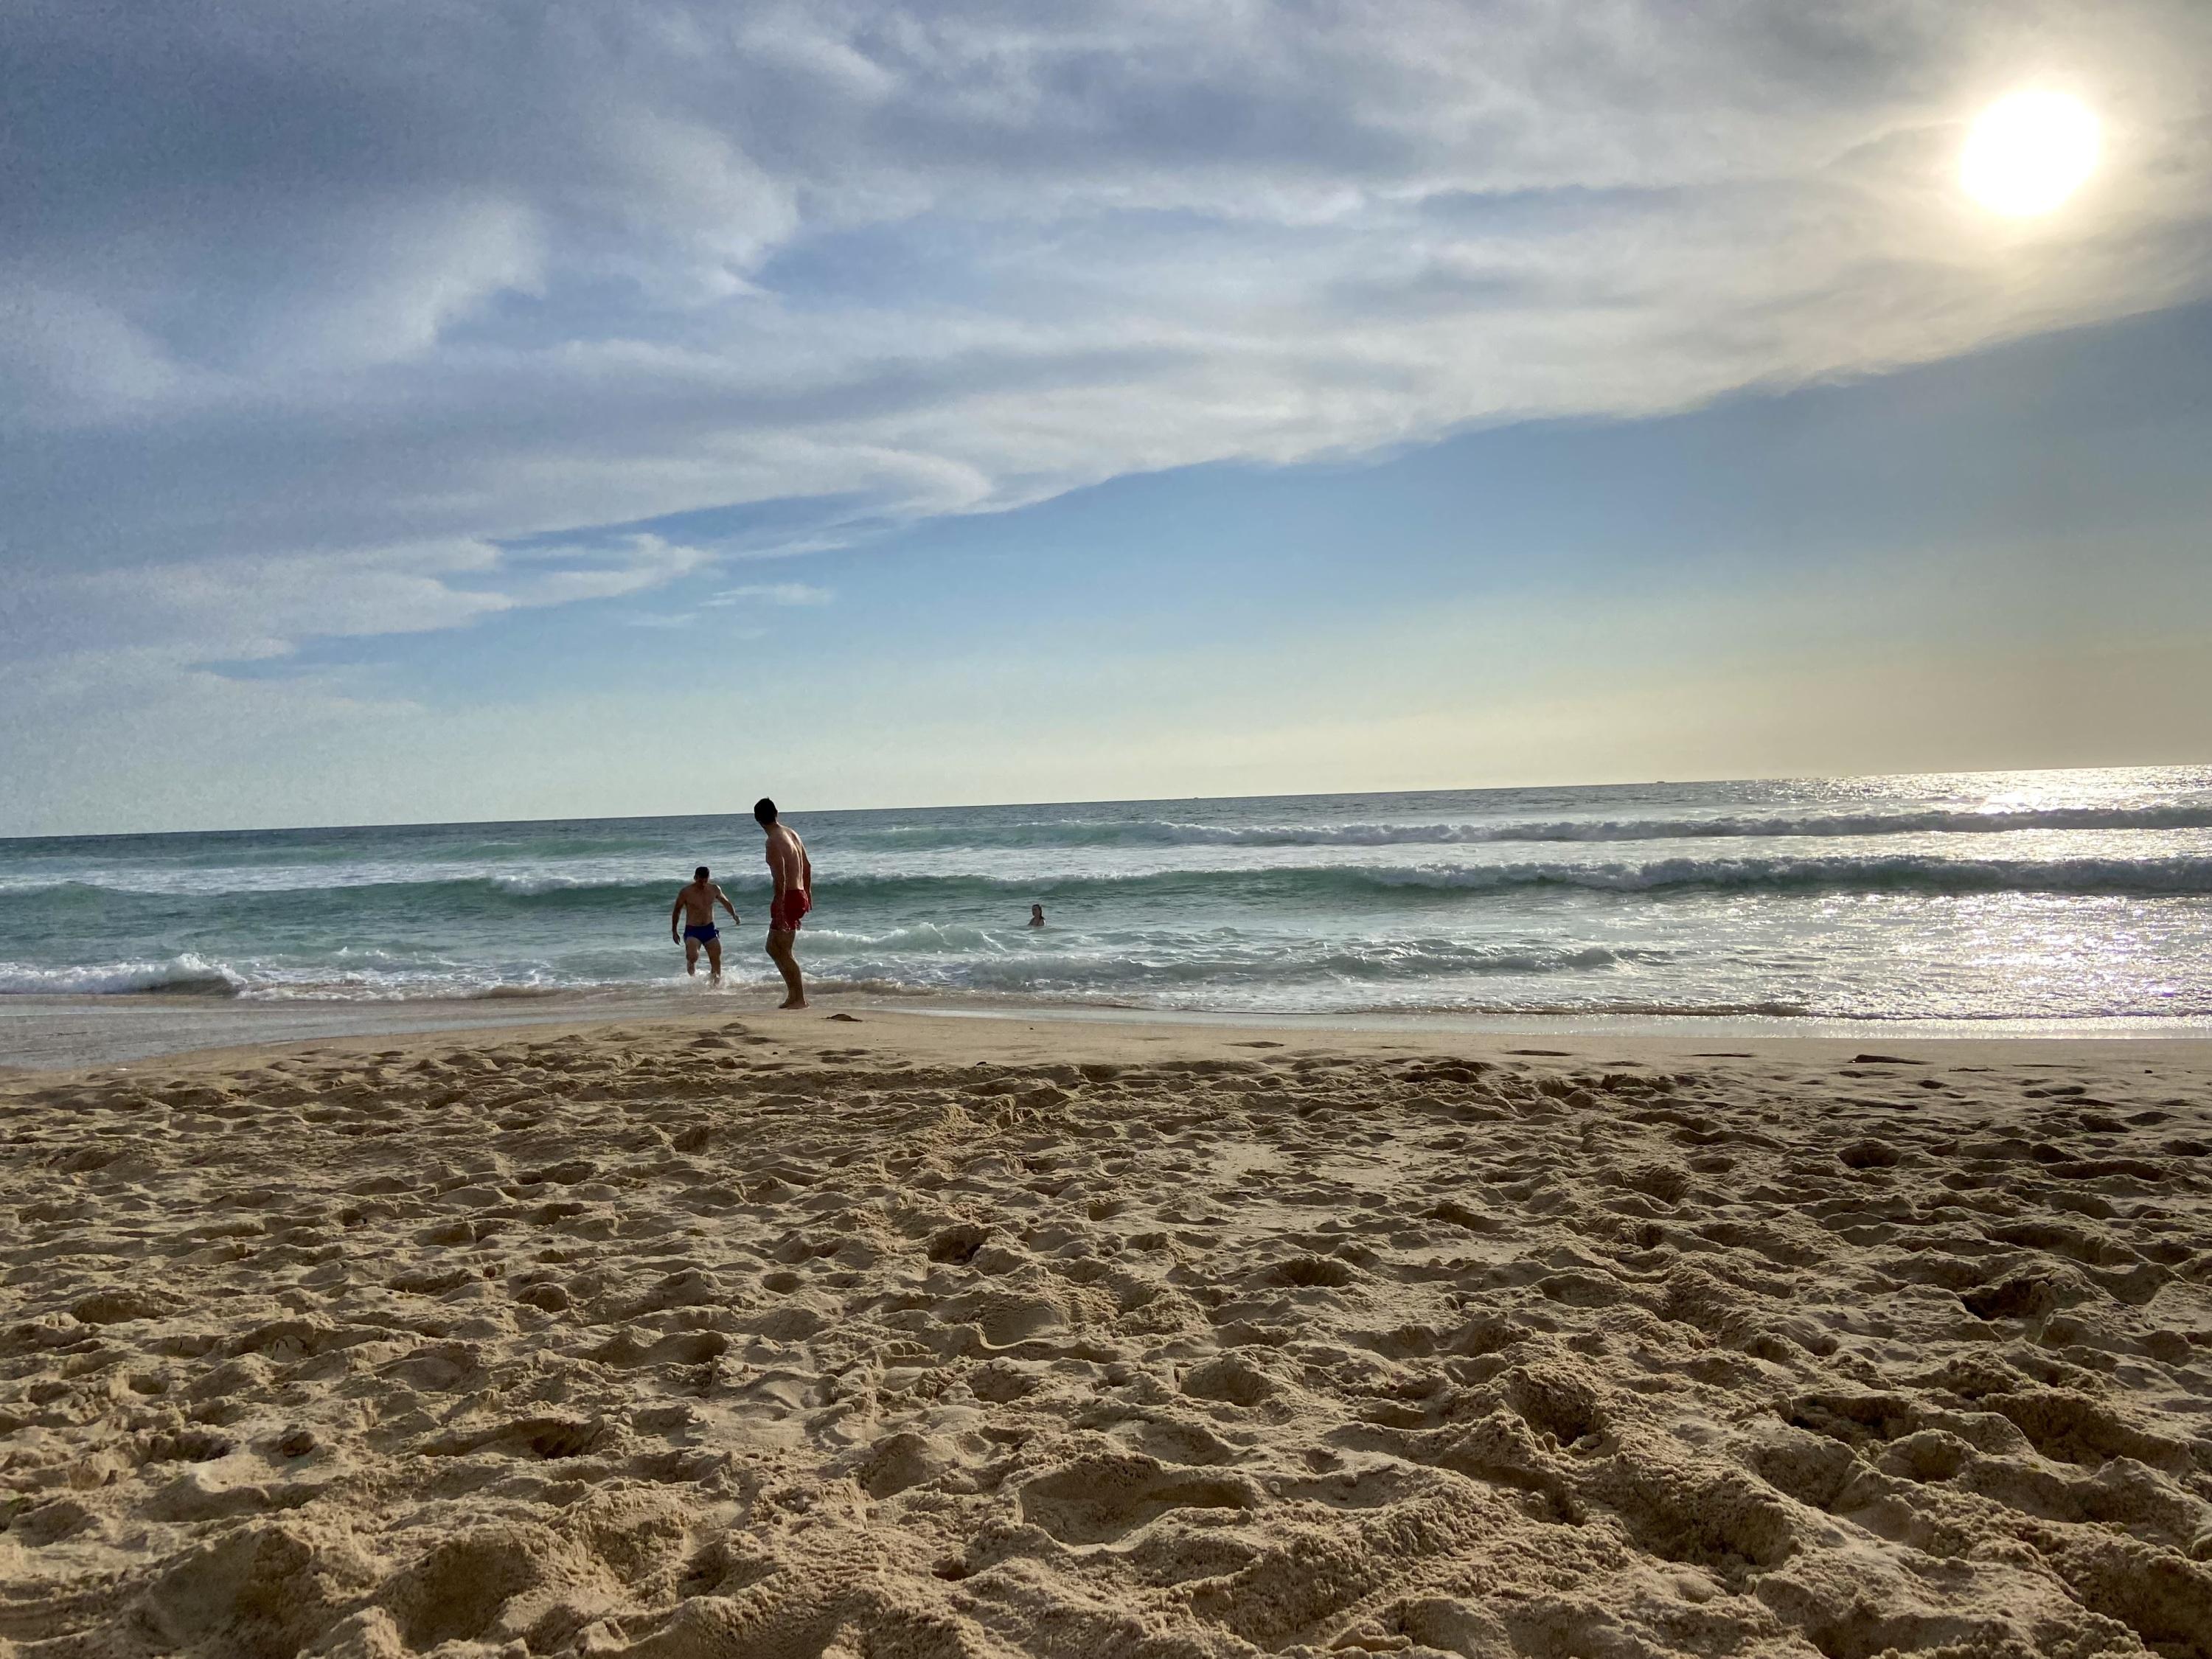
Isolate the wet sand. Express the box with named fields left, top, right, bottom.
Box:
left=3, top=1010, right=2210, bottom=1658
left=0, top=990, right=698, bottom=1075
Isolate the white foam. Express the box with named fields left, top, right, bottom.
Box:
left=0, top=955, right=246, bottom=996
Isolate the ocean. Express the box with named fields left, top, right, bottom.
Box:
left=4, top=767, right=2211, bottom=1025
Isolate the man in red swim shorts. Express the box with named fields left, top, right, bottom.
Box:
left=756, top=796, right=812, bottom=1009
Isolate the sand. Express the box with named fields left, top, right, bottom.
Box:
left=3, top=1010, right=2211, bottom=1659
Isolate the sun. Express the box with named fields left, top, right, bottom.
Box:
left=1960, top=91, right=2100, bottom=216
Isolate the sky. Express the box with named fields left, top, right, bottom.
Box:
left=4, top=0, right=2211, bottom=837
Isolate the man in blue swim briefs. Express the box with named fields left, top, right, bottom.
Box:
left=670, top=866, right=740, bottom=985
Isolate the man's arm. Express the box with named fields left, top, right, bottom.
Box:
left=800, top=849, right=813, bottom=897
left=670, top=894, right=684, bottom=942
left=716, top=885, right=740, bottom=923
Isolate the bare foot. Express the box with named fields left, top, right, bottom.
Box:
left=779, top=998, right=807, bottom=1009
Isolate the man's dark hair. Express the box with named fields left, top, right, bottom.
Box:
left=695, top=866, right=709, bottom=880
left=754, top=798, right=777, bottom=826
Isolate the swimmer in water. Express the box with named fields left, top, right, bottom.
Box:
left=671, top=866, right=740, bottom=984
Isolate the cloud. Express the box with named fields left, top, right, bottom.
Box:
left=0, top=533, right=716, bottom=678
left=707, top=582, right=835, bottom=608
left=5, top=0, right=2212, bottom=758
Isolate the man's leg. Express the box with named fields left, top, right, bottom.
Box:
left=766, top=930, right=807, bottom=1009
left=684, top=936, right=700, bottom=976
left=706, top=936, right=723, bottom=984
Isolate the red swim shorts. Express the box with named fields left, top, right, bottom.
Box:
left=770, top=891, right=811, bottom=933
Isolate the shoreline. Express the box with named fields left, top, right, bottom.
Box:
left=7, top=984, right=2212, bottom=1075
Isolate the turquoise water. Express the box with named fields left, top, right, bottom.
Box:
left=4, top=767, right=2211, bottom=1020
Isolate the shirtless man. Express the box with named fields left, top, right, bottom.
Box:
left=669, top=866, right=740, bottom=984
left=755, top=798, right=812, bottom=1009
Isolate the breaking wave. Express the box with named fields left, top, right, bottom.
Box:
left=8, top=853, right=2212, bottom=915
left=0, top=956, right=246, bottom=997
left=841, top=803, right=2212, bottom=850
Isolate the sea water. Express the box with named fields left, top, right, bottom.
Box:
left=4, top=767, right=2211, bottom=1022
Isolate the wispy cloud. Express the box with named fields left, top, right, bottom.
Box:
left=706, top=582, right=835, bottom=608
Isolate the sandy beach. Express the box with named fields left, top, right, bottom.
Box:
left=13, top=0, right=2212, bottom=1652
left=4, top=1009, right=2211, bottom=1659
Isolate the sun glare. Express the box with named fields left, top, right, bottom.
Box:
left=1960, top=91, right=2100, bottom=216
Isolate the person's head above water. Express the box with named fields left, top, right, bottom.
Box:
left=695, top=866, right=710, bottom=882
left=754, top=798, right=777, bottom=827
left=1031, top=905, right=1044, bottom=919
